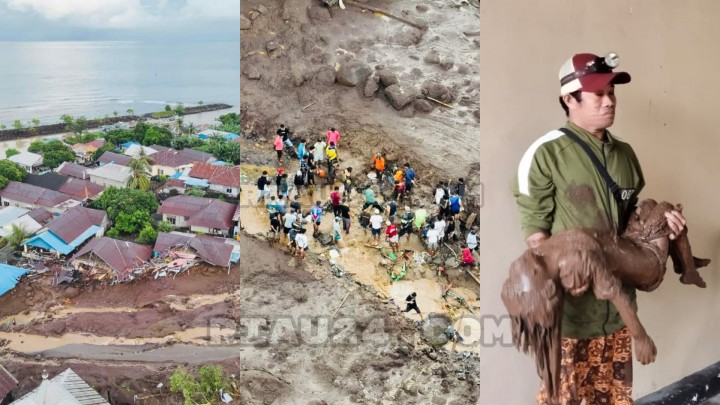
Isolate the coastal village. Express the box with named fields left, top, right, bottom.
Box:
left=0, top=106, right=243, bottom=403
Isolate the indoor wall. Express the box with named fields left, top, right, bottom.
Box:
left=480, top=1, right=720, bottom=403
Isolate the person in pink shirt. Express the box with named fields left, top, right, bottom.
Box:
left=326, top=127, right=340, bottom=148
left=273, top=134, right=284, bottom=166
left=461, top=244, right=476, bottom=267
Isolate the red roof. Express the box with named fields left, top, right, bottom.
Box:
left=188, top=162, right=240, bottom=187
left=58, top=178, right=105, bottom=200
left=48, top=206, right=106, bottom=243
left=150, top=149, right=197, bottom=168
left=97, top=151, right=132, bottom=166
left=158, top=196, right=235, bottom=230
left=57, top=162, right=90, bottom=180
left=72, top=237, right=152, bottom=280
left=0, top=365, right=17, bottom=400
left=0, top=181, right=75, bottom=207
left=154, top=232, right=234, bottom=267
left=88, top=140, right=106, bottom=148
left=165, top=179, right=186, bottom=189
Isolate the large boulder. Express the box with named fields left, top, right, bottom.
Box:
left=422, top=313, right=453, bottom=347
left=377, top=70, right=399, bottom=87
left=241, top=15, right=252, bottom=30
left=313, top=66, right=337, bottom=87
left=364, top=75, right=380, bottom=97
left=308, top=5, right=332, bottom=23
left=413, top=99, right=434, bottom=113
left=336, top=62, right=372, bottom=87
left=384, top=84, right=417, bottom=110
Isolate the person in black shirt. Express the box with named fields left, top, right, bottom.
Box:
left=338, top=200, right=351, bottom=234
left=306, top=168, right=316, bottom=196
left=456, top=178, right=466, bottom=198
left=278, top=124, right=291, bottom=145
left=269, top=213, right=282, bottom=245
left=386, top=199, right=397, bottom=223
left=256, top=171, right=270, bottom=203
left=290, top=195, right=302, bottom=214
left=275, top=168, right=285, bottom=198
left=403, top=292, right=423, bottom=320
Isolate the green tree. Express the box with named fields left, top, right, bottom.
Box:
left=64, top=116, right=88, bottom=136
left=126, top=150, right=153, bottom=191
left=142, top=126, right=172, bottom=147
left=157, top=220, right=174, bottom=233
left=170, top=365, right=231, bottom=405
left=89, top=186, right=159, bottom=221
left=126, top=108, right=135, bottom=115
left=2, top=224, right=31, bottom=251
left=106, top=228, right=120, bottom=238
left=0, top=125, right=6, bottom=130
left=43, top=148, right=77, bottom=169
left=165, top=104, right=172, bottom=112
left=5, top=148, right=20, bottom=158
left=171, top=135, right=206, bottom=151
left=0, top=160, right=27, bottom=182
left=136, top=223, right=158, bottom=244
left=104, top=129, right=136, bottom=146
left=199, top=137, right=240, bottom=165
left=31, top=118, right=40, bottom=127
left=12, top=120, right=22, bottom=130
left=198, top=101, right=203, bottom=105
left=28, top=141, right=43, bottom=153
left=113, top=111, right=118, bottom=117
left=0, top=175, right=8, bottom=190
left=186, top=187, right=206, bottom=197
left=92, top=142, right=116, bottom=161
left=114, top=210, right=153, bottom=234
left=174, top=103, right=186, bottom=116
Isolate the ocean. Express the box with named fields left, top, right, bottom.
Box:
left=0, top=41, right=240, bottom=127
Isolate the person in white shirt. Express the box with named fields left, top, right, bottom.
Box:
left=426, top=227, right=440, bottom=257
left=435, top=183, right=445, bottom=205
left=434, top=217, right=446, bottom=243
left=295, top=228, right=309, bottom=259
left=283, top=211, right=296, bottom=243
left=333, top=217, right=342, bottom=245
left=466, top=228, right=478, bottom=251
left=314, top=138, right=326, bottom=163
left=369, top=209, right=384, bottom=245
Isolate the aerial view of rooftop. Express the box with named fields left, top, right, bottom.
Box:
left=0, top=1, right=241, bottom=403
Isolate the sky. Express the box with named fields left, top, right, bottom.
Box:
left=0, top=0, right=240, bottom=41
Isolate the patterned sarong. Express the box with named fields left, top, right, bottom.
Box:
left=536, top=327, right=633, bottom=405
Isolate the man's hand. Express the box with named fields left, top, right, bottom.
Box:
left=665, top=207, right=686, bottom=240
left=526, top=232, right=548, bottom=248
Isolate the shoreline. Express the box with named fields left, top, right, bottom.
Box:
left=0, top=103, right=233, bottom=142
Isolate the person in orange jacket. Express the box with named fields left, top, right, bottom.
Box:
left=372, top=152, right=385, bottom=178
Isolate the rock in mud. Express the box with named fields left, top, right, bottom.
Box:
left=413, top=99, right=434, bottom=113
left=422, top=82, right=456, bottom=103
left=363, top=75, right=379, bottom=97
left=403, top=381, right=419, bottom=395
left=377, top=70, right=399, bottom=87
left=308, top=5, right=332, bottom=23
left=245, top=65, right=262, bottom=80
left=62, top=287, right=80, bottom=299
left=241, top=15, right=252, bottom=30
left=417, top=4, right=430, bottom=12
left=336, top=62, right=372, bottom=87
left=424, top=50, right=441, bottom=65
left=291, top=66, right=306, bottom=87
left=422, top=313, right=452, bottom=347
left=440, top=56, right=455, bottom=70
left=266, top=41, right=279, bottom=52
left=248, top=10, right=260, bottom=21
left=255, top=4, right=268, bottom=14
left=384, top=84, right=417, bottom=110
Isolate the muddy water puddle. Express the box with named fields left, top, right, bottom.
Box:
left=0, top=326, right=233, bottom=353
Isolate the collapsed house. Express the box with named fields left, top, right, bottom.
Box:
left=71, top=237, right=153, bottom=282
left=153, top=232, right=240, bottom=271
left=13, top=368, right=110, bottom=404
left=23, top=206, right=108, bottom=258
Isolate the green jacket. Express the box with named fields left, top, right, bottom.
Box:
left=511, top=122, right=645, bottom=339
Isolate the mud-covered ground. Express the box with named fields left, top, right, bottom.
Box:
left=240, top=0, right=481, bottom=207
left=239, top=235, right=479, bottom=404
left=0, top=265, right=240, bottom=404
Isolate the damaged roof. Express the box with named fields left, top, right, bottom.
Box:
left=158, top=196, right=235, bottom=230
left=0, top=365, right=17, bottom=400
left=0, top=181, right=77, bottom=208
left=14, top=368, right=109, bottom=404
left=188, top=162, right=240, bottom=187
left=154, top=232, right=234, bottom=267
left=72, top=237, right=152, bottom=280
left=57, top=162, right=91, bottom=179
left=97, top=151, right=132, bottom=166
left=58, top=178, right=105, bottom=200
left=27, top=207, right=53, bottom=225
left=47, top=206, right=106, bottom=244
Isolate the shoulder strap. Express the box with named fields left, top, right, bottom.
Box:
left=557, top=128, right=623, bottom=206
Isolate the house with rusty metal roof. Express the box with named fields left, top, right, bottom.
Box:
left=58, top=178, right=105, bottom=201
left=0, top=365, right=17, bottom=403
left=187, top=162, right=240, bottom=197
left=96, top=151, right=132, bottom=167
left=154, top=232, right=240, bottom=268
left=149, top=148, right=198, bottom=177
left=71, top=139, right=105, bottom=164
left=13, top=367, right=110, bottom=404
left=158, top=195, right=236, bottom=236
left=0, top=181, right=81, bottom=214
left=56, top=161, right=91, bottom=180
left=23, top=206, right=108, bottom=257
left=71, top=237, right=152, bottom=282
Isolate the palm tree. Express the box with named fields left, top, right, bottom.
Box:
left=4, top=224, right=31, bottom=251
left=126, top=148, right=153, bottom=190
left=126, top=109, right=135, bottom=115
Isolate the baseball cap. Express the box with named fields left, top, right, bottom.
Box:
left=559, top=52, right=631, bottom=96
